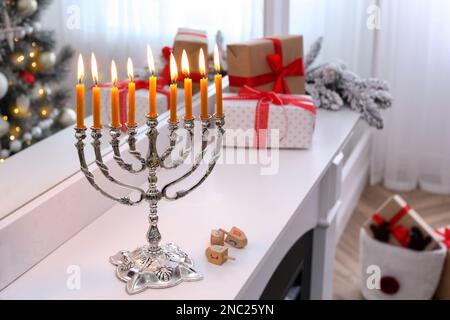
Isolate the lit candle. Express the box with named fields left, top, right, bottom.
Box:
left=110, top=60, right=120, bottom=128
left=182, top=50, right=193, bottom=121
left=214, top=44, right=223, bottom=118
left=91, top=53, right=102, bottom=129
left=76, top=54, right=85, bottom=129
left=147, top=45, right=158, bottom=119
left=169, top=52, right=178, bottom=124
left=127, top=57, right=136, bottom=126
left=199, top=48, right=209, bottom=120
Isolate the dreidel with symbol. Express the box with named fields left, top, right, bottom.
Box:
left=205, top=245, right=235, bottom=266
left=220, top=227, right=248, bottom=249
left=210, top=229, right=225, bottom=246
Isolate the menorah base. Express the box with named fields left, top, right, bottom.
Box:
left=110, top=243, right=203, bottom=294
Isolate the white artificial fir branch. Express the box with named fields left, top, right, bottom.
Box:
left=305, top=38, right=392, bottom=129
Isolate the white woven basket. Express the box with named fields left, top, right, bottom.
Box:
left=360, top=228, right=446, bottom=300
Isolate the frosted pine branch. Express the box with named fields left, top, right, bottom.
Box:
left=305, top=37, right=392, bottom=129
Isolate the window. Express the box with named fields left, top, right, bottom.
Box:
left=48, top=0, right=264, bottom=79
left=289, top=0, right=376, bottom=76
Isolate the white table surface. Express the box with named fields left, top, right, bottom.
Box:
left=0, top=109, right=360, bottom=300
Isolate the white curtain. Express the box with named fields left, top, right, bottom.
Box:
left=289, top=0, right=376, bottom=77
left=42, top=0, right=264, bottom=83
left=371, top=0, right=450, bottom=194
left=290, top=0, right=450, bottom=194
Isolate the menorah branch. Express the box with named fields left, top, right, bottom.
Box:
left=110, top=125, right=147, bottom=174
left=161, top=116, right=225, bottom=201
left=160, top=120, right=194, bottom=170
left=75, top=127, right=146, bottom=206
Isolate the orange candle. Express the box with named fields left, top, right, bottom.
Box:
left=149, top=76, right=157, bottom=118
left=76, top=54, right=85, bottom=129
left=169, top=53, right=178, bottom=124
left=214, top=44, right=224, bottom=118
left=110, top=60, right=120, bottom=128
left=199, top=48, right=209, bottom=120
left=91, top=53, right=102, bottom=129
left=127, top=58, right=136, bottom=126
left=182, top=50, right=193, bottom=121
left=147, top=45, right=158, bottom=118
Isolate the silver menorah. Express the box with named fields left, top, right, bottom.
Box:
left=74, top=114, right=225, bottom=294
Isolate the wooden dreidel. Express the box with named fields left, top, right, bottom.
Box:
left=210, top=229, right=225, bottom=246
left=220, top=227, right=248, bottom=249
left=205, top=245, right=235, bottom=266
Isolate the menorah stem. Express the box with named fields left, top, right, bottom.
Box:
left=146, top=165, right=162, bottom=253
left=145, top=116, right=163, bottom=253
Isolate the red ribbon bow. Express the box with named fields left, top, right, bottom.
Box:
left=160, top=46, right=173, bottom=86
left=372, top=205, right=411, bottom=247
left=436, top=228, right=450, bottom=249
left=94, top=79, right=170, bottom=131
left=229, top=38, right=305, bottom=94
left=160, top=46, right=204, bottom=84
left=223, top=86, right=315, bottom=149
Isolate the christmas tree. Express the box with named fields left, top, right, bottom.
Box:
left=0, top=0, right=74, bottom=161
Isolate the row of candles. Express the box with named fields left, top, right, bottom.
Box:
left=75, top=44, right=223, bottom=129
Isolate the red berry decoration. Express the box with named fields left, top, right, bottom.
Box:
left=380, top=276, right=400, bottom=295
left=20, top=71, right=35, bottom=85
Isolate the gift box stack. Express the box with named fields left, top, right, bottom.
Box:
left=360, top=195, right=448, bottom=300
left=223, top=35, right=316, bottom=149
left=173, top=28, right=208, bottom=93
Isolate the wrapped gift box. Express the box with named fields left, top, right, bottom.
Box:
left=100, top=86, right=183, bottom=127
left=364, top=195, right=440, bottom=251
left=222, top=88, right=316, bottom=149
left=173, top=28, right=208, bottom=93
left=227, top=35, right=305, bottom=94
left=435, top=227, right=450, bottom=300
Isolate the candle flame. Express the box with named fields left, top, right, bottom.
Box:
left=147, top=45, right=155, bottom=75
left=77, top=54, right=84, bottom=83
left=111, top=60, right=118, bottom=86
left=127, top=57, right=134, bottom=81
left=91, top=53, right=98, bottom=84
left=199, top=48, right=206, bottom=76
left=170, top=52, right=178, bottom=83
left=181, top=50, right=190, bottom=76
left=214, top=44, right=221, bottom=73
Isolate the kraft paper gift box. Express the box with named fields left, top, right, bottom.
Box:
left=173, top=28, right=208, bottom=93
left=363, top=195, right=440, bottom=251
left=435, top=227, right=450, bottom=300
left=100, top=85, right=183, bottom=128
left=227, top=35, right=305, bottom=94
left=222, top=88, right=316, bottom=149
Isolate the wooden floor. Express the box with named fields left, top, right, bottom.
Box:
left=333, top=184, right=450, bottom=300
